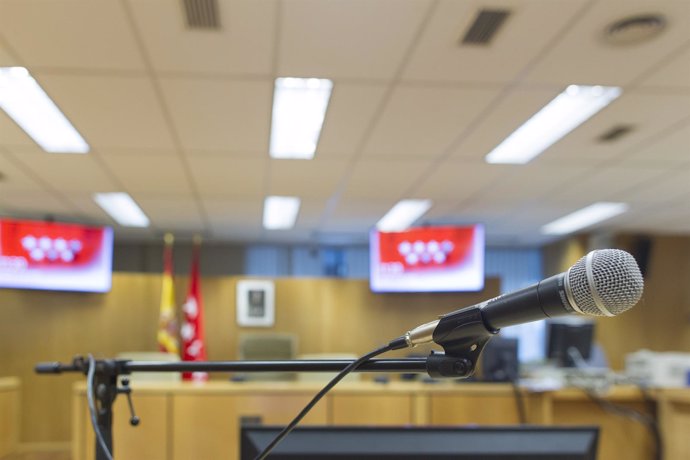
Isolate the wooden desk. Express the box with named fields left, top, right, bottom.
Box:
left=0, top=377, right=20, bottom=458
left=657, top=389, right=690, bottom=460
left=72, top=381, right=685, bottom=460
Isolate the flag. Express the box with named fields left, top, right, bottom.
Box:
left=180, top=236, right=208, bottom=381
left=157, top=233, right=179, bottom=355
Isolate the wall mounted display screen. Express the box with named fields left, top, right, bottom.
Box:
left=370, top=224, right=485, bottom=293
left=0, top=219, right=113, bottom=292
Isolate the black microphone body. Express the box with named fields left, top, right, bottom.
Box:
left=402, top=249, right=644, bottom=351
left=476, top=272, right=573, bottom=331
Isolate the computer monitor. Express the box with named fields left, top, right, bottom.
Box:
left=240, top=426, right=599, bottom=459
left=481, top=336, right=519, bottom=382
left=546, top=321, right=595, bottom=368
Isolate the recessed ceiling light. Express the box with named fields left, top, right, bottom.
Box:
left=485, top=85, right=622, bottom=164
left=377, top=199, right=433, bottom=232
left=263, top=196, right=301, bottom=230
left=0, top=67, right=89, bottom=154
left=541, top=202, right=629, bottom=235
left=270, top=77, right=333, bottom=160
left=94, top=192, right=150, bottom=228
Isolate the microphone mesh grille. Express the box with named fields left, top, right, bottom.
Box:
left=568, top=249, right=644, bottom=316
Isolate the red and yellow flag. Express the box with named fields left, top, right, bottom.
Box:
left=180, top=236, right=208, bottom=381
left=157, top=233, right=179, bottom=355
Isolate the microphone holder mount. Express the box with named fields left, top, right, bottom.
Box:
left=427, top=305, right=497, bottom=378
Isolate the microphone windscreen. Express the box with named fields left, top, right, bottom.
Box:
left=567, top=249, right=644, bottom=316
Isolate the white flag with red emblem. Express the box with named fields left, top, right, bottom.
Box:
left=180, top=238, right=208, bottom=381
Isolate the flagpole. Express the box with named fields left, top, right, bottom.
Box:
left=181, top=233, right=208, bottom=381
left=157, top=233, right=179, bottom=355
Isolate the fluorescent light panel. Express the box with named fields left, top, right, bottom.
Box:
left=94, top=193, right=150, bottom=228
left=377, top=199, right=432, bottom=232
left=0, top=67, right=89, bottom=153
left=270, top=77, right=333, bottom=159
left=541, top=202, right=629, bottom=235
left=263, top=196, right=301, bottom=230
left=485, top=85, right=622, bottom=164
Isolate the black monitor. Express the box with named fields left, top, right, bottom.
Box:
left=481, top=336, right=519, bottom=382
left=546, top=321, right=595, bottom=367
left=240, top=426, right=599, bottom=459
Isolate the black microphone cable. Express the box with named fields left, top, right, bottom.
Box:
left=254, top=336, right=407, bottom=460
left=87, top=354, right=114, bottom=460
left=509, top=378, right=527, bottom=424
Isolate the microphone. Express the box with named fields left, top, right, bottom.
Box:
left=401, top=249, right=644, bottom=349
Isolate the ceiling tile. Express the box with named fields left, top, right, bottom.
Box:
left=0, top=0, right=145, bottom=70
left=0, top=150, right=43, bottom=192
left=0, top=44, right=18, bottom=66
left=99, top=153, right=194, bottom=196
left=361, top=85, right=500, bottom=157
left=267, top=158, right=350, bottom=199
left=159, top=77, right=271, bottom=152
left=58, top=192, right=117, bottom=225
left=461, top=163, right=590, bottom=208
left=0, top=191, right=76, bottom=219
left=523, top=0, right=690, bottom=86
left=618, top=166, right=690, bottom=205
left=127, top=0, right=276, bottom=76
left=639, top=45, right=690, bottom=89
left=551, top=166, right=669, bottom=203
left=412, top=160, right=510, bottom=201
left=402, top=0, right=589, bottom=84
left=341, top=158, right=430, bottom=200
left=134, top=195, right=205, bottom=233
left=317, top=83, right=389, bottom=157
left=205, top=197, right=262, bottom=237
left=189, top=155, right=267, bottom=198
left=9, top=150, right=119, bottom=193
left=278, top=0, right=432, bottom=80
left=625, top=121, right=690, bottom=165
left=611, top=200, right=690, bottom=232
left=35, top=74, right=176, bottom=150
left=293, top=198, right=327, bottom=229
left=322, top=197, right=396, bottom=232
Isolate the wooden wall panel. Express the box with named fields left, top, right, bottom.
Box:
left=551, top=399, right=654, bottom=460
left=172, top=393, right=327, bottom=460
left=330, top=394, right=414, bottom=425
left=430, top=393, right=522, bottom=425
left=0, top=377, right=20, bottom=458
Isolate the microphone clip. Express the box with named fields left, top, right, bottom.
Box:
left=427, top=305, right=497, bottom=378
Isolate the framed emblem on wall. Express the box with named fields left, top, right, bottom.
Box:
left=236, top=279, right=275, bottom=327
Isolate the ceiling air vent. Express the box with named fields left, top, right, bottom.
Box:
left=598, top=125, right=635, bottom=143
left=182, top=0, right=220, bottom=30
left=603, top=14, right=666, bottom=46
left=461, top=9, right=511, bottom=45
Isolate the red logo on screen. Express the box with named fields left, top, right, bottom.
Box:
left=378, top=226, right=476, bottom=273
left=0, top=220, right=105, bottom=267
